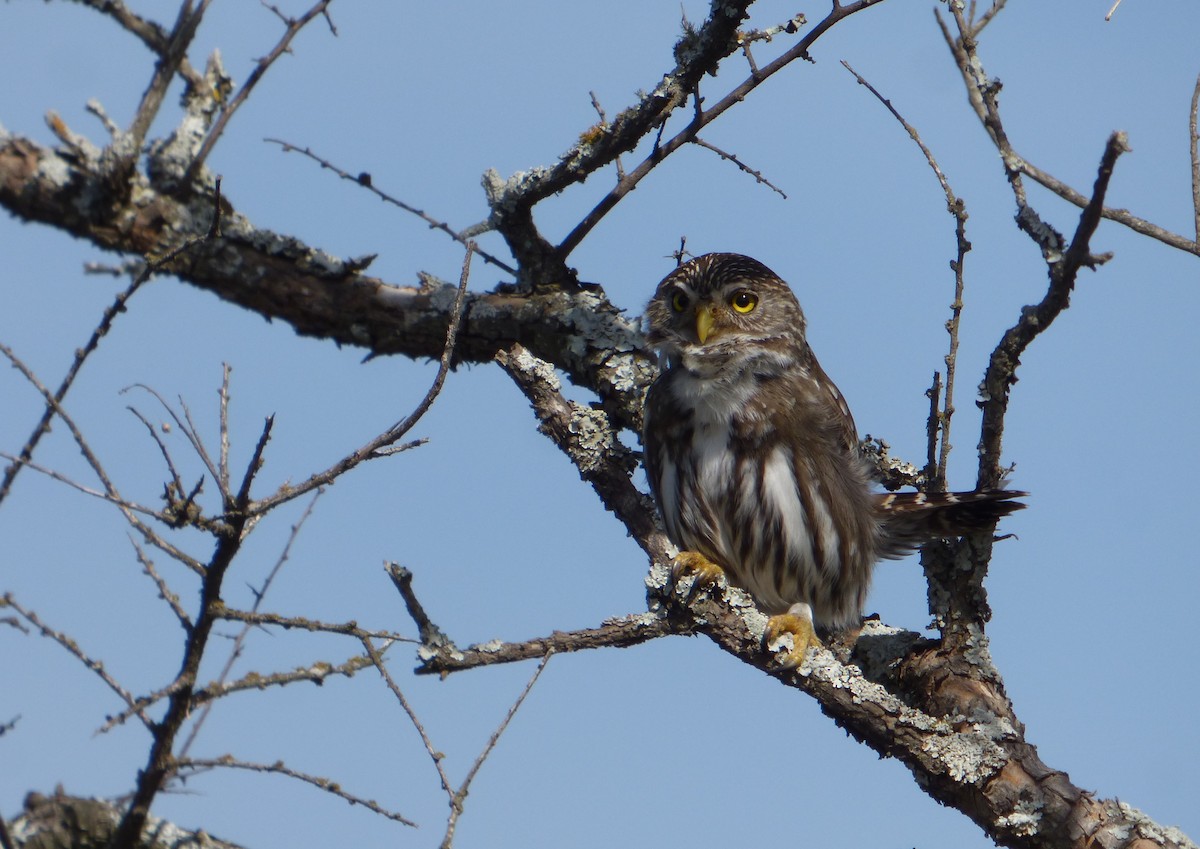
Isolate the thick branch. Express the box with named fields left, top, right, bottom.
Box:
left=0, top=130, right=655, bottom=430
left=647, top=565, right=1196, bottom=849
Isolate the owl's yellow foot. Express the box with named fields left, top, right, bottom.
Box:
left=765, top=603, right=823, bottom=668
left=670, top=550, right=726, bottom=600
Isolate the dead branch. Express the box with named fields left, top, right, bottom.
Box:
left=176, top=755, right=416, bottom=827
left=414, top=612, right=679, bottom=677
left=184, top=0, right=336, bottom=185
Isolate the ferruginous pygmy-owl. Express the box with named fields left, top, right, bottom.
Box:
left=642, top=253, right=1024, bottom=664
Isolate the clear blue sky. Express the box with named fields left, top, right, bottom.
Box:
left=2, top=2, right=1198, bottom=848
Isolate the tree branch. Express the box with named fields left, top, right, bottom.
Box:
left=646, top=564, right=1197, bottom=849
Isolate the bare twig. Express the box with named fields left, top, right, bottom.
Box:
left=0, top=450, right=161, bottom=522
left=0, top=357, right=215, bottom=577
left=1191, top=72, right=1200, bottom=243
left=122, top=384, right=224, bottom=503
left=193, top=652, right=374, bottom=703
left=939, top=199, right=968, bottom=485
left=840, top=60, right=969, bottom=486
left=969, top=0, right=1007, bottom=35
left=130, top=536, right=193, bottom=632
left=978, top=131, right=1129, bottom=489
left=216, top=607, right=416, bottom=644
left=250, top=243, right=474, bottom=515
left=125, top=406, right=187, bottom=507
left=128, top=1, right=213, bottom=161
left=588, top=91, right=624, bottom=180
left=218, top=363, right=232, bottom=495
left=185, top=1, right=335, bottom=184
left=2, top=593, right=154, bottom=731
left=109, top=399, right=275, bottom=849
left=414, top=612, right=678, bottom=676
left=177, top=755, right=415, bottom=826
left=1, top=177, right=224, bottom=512
left=691, top=136, right=787, bottom=198
left=361, top=637, right=454, bottom=798
left=554, top=0, right=888, bottom=259
left=440, top=654, right=550, bottom=849
left=265, top=138, right=516, bottom=275
left=924, top=371, right=942, bottom=485
left=0, top=275, right=146, bottom=507
left=939, top=6, right=1198, bottom=258
left=71, top=0, right=204, bottom=89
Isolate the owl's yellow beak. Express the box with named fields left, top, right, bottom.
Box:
left=695, top=304, right=717, bottom=343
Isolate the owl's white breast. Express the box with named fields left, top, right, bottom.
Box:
left=667, top=366, right=759, bottom=429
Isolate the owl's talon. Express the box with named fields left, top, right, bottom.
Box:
left=765, top=604, right=823, bottom=668
left=670, top=550, right=726, bottom=601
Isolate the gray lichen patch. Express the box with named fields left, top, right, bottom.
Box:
left=565, top=404, right=618, bottom=475
left=919, top=726, right=1007, bottom=784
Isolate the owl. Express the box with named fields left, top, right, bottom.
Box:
left=642, top=253, right=1024, bottom=664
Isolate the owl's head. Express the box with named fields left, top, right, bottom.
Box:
left=645, top=253, right=806, bottom=361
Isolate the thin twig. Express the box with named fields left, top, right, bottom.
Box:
left=2, top=593, right=154, bottom=731
left=978, top=131, right=1129, bottom=488
left=193, top=652, right=374, bottom=703
left=185, top=1, right=335, bottom=184
left=840, top=59, right=969, bottom=486
left=125, top=406, right=186, bottom=505
left=1191, top=73, right=1200, bottom=243
left=939, top=6, right=1198, bottom=258
left=121, top=383, right=225, bottom=505
left=970, top=0, right=1007, bottom=35
left=130, top=536, right=193, bottom=632
left=97, top=649, right=384, bottom=735
left=177, top=755, right=415, bottom=826
left=219, top=363, right=233, bottom=495
left=691, top=136, right=787, bottom=198
left=0, top=450, right=162, bottom=523
left=939, top=197, right=969, bottom=485
left=924, top=371, right=942, bottom=485
left=72, top=0, right=203, bottom=88
left=588, top=91, right=624, bottom=180
left=109, top=373, right=276, bottom=848
left=555, top=0, right=888, bottom=259
left=0, top=274, right=147, bottom=507
left=2, top=447, right=207, bottom=574
left=440, top=654, right=551, bottom=849
left=264, top=139, right=516, bottom=275
left=361, top=637, right=454, bottom=799
left=215, top=607, right=416, bottom=644
left=249, top=243, right=474, bottom=515
left=0, top=358, right=215, bottom=579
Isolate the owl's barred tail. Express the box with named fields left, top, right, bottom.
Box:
left=874, top=490, right=1026, bottom=557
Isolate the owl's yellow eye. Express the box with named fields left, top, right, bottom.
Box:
left=730, top=290, right=758, bottom=314
left=670, top=290, right=689, bottom=313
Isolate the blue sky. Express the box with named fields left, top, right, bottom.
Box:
left=2, top=2, right=1198, bottom=848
